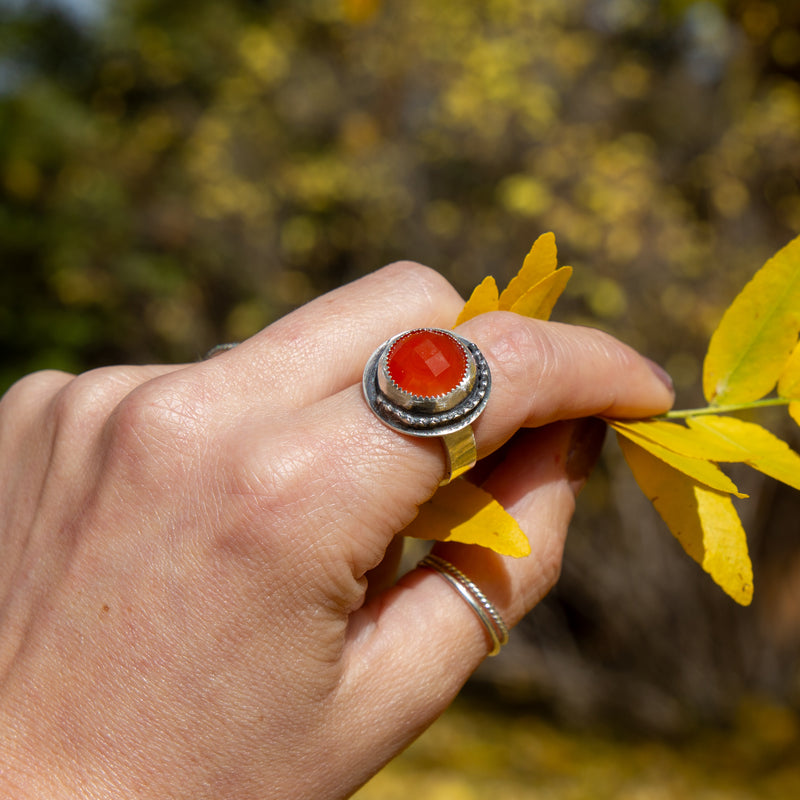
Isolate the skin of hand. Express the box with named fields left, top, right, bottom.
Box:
left=0, top=262, right=673, bottom=800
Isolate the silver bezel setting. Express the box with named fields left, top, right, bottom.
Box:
left=362, top=328, right=491, bottom=438
left=378, top=330, right=476, bottom=413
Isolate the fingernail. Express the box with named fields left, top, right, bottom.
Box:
left=566, top=417, right=607, bottom=493
left=645, top=358, right=675, bottom=394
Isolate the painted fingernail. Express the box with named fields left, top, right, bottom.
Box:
left=566, top=417, right=607, bottom=493
left=645, top=358, right=675, bottom=394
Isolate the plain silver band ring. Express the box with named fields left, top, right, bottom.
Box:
left=419, top=553, right=510, bottom=657
left=203, top=342, right=239, bottom=360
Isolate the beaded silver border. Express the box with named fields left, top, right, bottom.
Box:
left=362, top=329, right=491, bottom=438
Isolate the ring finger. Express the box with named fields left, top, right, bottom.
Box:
left=327, top=421, right=596, bottom=781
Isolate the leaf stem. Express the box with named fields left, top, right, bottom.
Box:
left=661, top=397, right=792, bottom=420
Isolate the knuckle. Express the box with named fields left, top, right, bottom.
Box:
left=380, top=259, right=439, bottom=283
left=0, top=370, right=72, bottom=452
left=0, top=369, right=71, bottom=417
left=46, top=368, right=137, bottom=445
left=104, top=375, right=214, bottom=475
left=379, top=260, right=462, bottom=308
left=477, top=313, right=557, bottom=398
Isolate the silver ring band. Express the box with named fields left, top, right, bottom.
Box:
left=420, top=553, right=509, bottom=657
left=203, top=342, right=239, bottom=360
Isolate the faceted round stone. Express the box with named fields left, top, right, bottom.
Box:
left=386, top=329, right=468, bottom=397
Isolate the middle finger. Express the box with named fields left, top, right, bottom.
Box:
left=197, top=262, right=465, bottom=416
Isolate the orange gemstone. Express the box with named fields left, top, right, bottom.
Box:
left=387, top=330, right=467, bottom=397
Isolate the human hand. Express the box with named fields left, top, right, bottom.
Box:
left=0, top=262, right=673, bottom=799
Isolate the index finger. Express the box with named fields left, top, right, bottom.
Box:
left=458, top=311, right=675, bottom=439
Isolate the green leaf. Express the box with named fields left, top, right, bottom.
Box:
left=703, top=234, right=800, bottom=405
left=686, top=415, right=800, bottom=492
left=618, top=435, right=753, bottom=606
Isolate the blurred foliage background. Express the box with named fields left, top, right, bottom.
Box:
left=2, top=0, right=800, bottom=793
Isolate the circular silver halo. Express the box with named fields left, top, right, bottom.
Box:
left=362, top=328, right=491, bottom=438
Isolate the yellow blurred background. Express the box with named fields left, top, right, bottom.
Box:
left=2, top=0, right=800, bottom=794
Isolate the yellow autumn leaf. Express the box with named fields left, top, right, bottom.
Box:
left=454, top=275, right=499, bottom=326
left=610, top=423, right=747, bottom=497
left=686, top=415, right=800, bottom=492
left=509, top=267, right=574, bottom=321
left=498, top=231, right=558, bottom=310
left=778, top=340, right=800, bottom=397
left=703, top=233, right=800, bottom=405
left=428, top=233, right=572, bottom=557
left=610, top=418, right=748, bottom=462
left=454, top=232, right=572, bottom=327
left=403, top=478, right=531, bottom=558
left=778, top=340, right=800, bottom=427
left=618, top=436, right=753, bottom=605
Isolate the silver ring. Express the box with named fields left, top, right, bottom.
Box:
left=419, top=553, right=509, bottom=657
left=362, top=328, right=491, bottom=485
left=203, top=342, right=239, bottom=360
